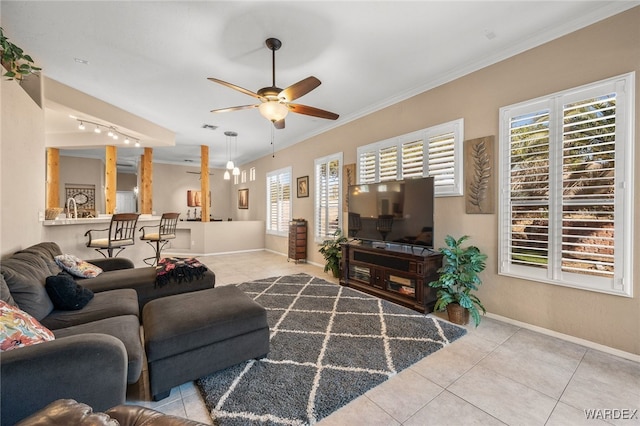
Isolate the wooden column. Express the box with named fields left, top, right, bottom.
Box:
left=46, top=148, right=60, bottom=208
left=140, top=148, right=153, bottom=214
left=105, top=146, right=117, bottom=214
left=201, top=145, right=210, bottom=222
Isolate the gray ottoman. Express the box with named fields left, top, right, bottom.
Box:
left=142, top=286, right=270, bottom=401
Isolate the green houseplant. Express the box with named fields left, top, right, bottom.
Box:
left=0, top=27, right=42, bottom=81
left=319, top=228, right=348, bottom=278
left=429, top=235, right=487, bottom=327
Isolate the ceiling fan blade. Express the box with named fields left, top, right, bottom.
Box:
left=210, top=104, right=258, bottom=113
left=273, top=119, right=285, bottom=129
left=287, top=103, right=339, bottom=120
left=279, top=76, right=321, bottom=102
left=207, top=78, right=261, bottom=99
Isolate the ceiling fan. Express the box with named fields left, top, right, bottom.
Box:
left=208, top=38, right=339, bottom=129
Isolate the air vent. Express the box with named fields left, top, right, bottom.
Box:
left=202, top=124, right=218, bottom=130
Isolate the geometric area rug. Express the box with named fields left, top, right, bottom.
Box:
left=196, top=273, right=467, bottom=425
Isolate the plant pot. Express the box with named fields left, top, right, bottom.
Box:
left=446, top=303, right=469, bottom=325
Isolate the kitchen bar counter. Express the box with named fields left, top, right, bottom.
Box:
left=41, top=216, right=265, bottom=267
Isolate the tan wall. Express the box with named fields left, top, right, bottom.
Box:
left=241, top=8, right=640, bottom=354
left=59, top=156, right=105, bottom=213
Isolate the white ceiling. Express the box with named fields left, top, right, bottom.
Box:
left=2, top=1, right=636, bottom=170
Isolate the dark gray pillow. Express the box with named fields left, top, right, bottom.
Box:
left=0, top=274, right=17, bottom=307
left=0, top=254, right=54, bottom=320
left=45, top=273, right=94, bottom=311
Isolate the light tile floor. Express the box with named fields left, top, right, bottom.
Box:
left=127, top=251, right=640, bottom=425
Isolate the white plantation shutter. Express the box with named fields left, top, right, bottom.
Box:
left=356, top=119, right=463, bottom=196
left=508, top=108, right=551, bottom=272
left=561, top=94, right=616, bottom=278
left=379, top=145, right=398, bottom=181
left=358, top=150, right=376, bottom=183
left=401, top=139, right=424, bottom=179
left=315, top=153, right=343, bottom=241
left=266, top=167, right=291, bottom=236
left=427, top=133, right=455, bottom=188
left=500, top=73, right=633, bottom=297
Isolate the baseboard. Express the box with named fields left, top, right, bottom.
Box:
left=486, top=312, right=640, bottom=363
left=164, top=248, right=265, bottom=257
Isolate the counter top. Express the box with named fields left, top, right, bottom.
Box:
left=42, top=215, right=161, bottom=226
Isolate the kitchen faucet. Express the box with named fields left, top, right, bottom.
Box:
left=66, top=197, right=78, bottom=219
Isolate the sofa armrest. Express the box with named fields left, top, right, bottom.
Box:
left=86, top=257, right=135, bottom=271
left=0, top=334, right=128, bottom=426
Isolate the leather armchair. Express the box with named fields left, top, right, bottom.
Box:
left=16, top=399, right=208, bottom=426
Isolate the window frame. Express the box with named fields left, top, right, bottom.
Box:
left=265, top=166, right=292, bottom=237
left=498, top=72, right=634, bottom=297
left=314, top=152, right=343, bottom=243
left=356, top=118, right=463, bottom=196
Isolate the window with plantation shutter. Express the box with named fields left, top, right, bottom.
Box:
left=266, top=167, right=291, bottom=236
left=356, top=119, right=463, bottom=196
left=499, top=72, right=634, bottom=297
left=314, top=153, right=343, bottom=242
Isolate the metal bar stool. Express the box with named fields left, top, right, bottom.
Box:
left=85, top=213, right=140, bottom=258
left=139, top=213, right=180, bottom=266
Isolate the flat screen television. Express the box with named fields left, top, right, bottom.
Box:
left=347, top=177, right=434, bottom=247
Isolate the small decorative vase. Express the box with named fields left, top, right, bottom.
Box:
left=446, top=303, right=469, bottom=325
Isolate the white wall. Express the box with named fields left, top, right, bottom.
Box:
left=1, top=76, right=46, bottom=255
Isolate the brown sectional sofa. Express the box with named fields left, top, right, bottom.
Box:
left=0, top=242, right=215, bottom=426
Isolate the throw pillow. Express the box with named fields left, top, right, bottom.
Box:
left=0, top=300, right=55, bottom=352
left=45, top=273, right=94, bottom=311
left=54, top=254, right=103, bottom=278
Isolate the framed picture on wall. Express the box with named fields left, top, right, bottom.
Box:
left=238, top=188, right=249, bottom=209
left=297, top=176, right=309, bottom=198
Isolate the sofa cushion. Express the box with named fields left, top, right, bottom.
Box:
left=40, top=288, right=139, bottom=330
left=0, top=253, right=55, bottom=321
left=16, top=242, right=64, bottom=263
left=0, top=274, right=17, bottom=307
left=55, top=254, right=103, bottom=278
left=53, top=315, right=143, bottom=383
left=46, top=273, right=94, bottom=311
left=0, top=300, right=55, bottom=352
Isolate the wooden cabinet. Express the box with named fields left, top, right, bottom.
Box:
left=340, top=241, right=442, bottom=313
left=288, top=219, right=307, bottom=263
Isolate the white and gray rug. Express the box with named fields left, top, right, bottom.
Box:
left=196, top=273, right=466, bottom=425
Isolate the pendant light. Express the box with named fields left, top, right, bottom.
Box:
left=232, top=131, right=240, bottom=176
left=224, top=131, right=236, bottom=170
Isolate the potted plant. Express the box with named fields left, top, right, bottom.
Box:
left=319, top=228, right=348, bottom=278
left=1, top=27, right=41, bottom=81
left=429, top=235, right=487, bottom=327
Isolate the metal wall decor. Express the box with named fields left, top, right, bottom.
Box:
left=464, top=136, right=495, bottom=214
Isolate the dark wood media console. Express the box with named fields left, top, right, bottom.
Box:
left=340, top=241, right=443, bottom=313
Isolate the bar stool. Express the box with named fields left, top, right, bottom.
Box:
left=139, top=213, right=180, bottom=266
left=85, top=213, right=140, bottom=258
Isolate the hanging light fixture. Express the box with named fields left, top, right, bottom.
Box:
left=232, top=131, right=240, bottom=176
left=78, top=121, right=85, bottom=130
left=224, top=131, right=236, bottom=170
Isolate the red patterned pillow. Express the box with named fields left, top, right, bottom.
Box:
left=0, top=300, right=55, bottom=352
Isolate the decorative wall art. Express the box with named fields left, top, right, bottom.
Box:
left=464, top=136, right=495, bottom=214
left=238, top=188, right=249, bottom=209
left=65, top=185, right=96, bottom=209
left=187, top=190, right=211, bottom=207
left=297, top=176, right=309, bottom=198
left=343, top=163, right=356, bottom=212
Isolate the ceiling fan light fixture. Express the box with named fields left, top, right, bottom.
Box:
left=259, top=101, right=289, bottom=122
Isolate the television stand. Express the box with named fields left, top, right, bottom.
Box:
left=340, top=241, right=442, bottom=313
